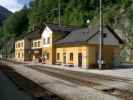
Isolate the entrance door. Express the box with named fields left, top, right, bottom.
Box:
left=33, top=53, right=39, bottom=62
left=78, top=53, right=82, bottom=67
left=63, top=53, right=66, bottom=64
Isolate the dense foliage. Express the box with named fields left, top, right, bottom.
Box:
left=3, top=7, right=29, bottom=37
left=1, top=0, right=132, bottom=36
left=0, top=6, right=12, bottom=25
left=0, top=0, right=133, bottom=61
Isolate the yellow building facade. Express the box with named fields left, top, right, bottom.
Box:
left=15, top=24, right=123, bottom=69
left=56, top=45, right=88, bottom=68
left=56, top=44, right=120, bottom=69
left=31, top=38, right=42, bottom=62
left=15, top=39, right=25, bottom=61
left=55, top=25, right=123, bottom=68
left=41, top=26, right=70, bottom=64
left=15, top=38, right=31, bottom=61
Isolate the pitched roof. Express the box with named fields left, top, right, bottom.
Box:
left=16, top=27, right=43, bottom=40
left=55, top=25, right=124, bottom=45
left=16, top=23, right=79, bottom=40
left=106, top=25, right=124, bottom=44
left=46, top=23, right=80, bottom=33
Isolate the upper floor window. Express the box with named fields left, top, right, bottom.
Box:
left=34, top=42, right=37, bottom=47
left=43, top=37, right=50, bottom=45
left=103, top=33, right=107, bottom=38
left=57, top=53, right=60, bottom=60
left=70, top=53, right=73, bottom=61
left=43, top=39, right=46, bottom=45
left=47, top=37, right=50, bottom=44
left=38, top=41, right=40, bottom=47
left=21, top=42, right=23, bottom=47
left=18, top=43, right=20, bottom=48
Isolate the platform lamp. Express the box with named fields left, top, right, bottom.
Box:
left=86, top=19, right=90, bottom=31
left=86, top=19, right=90, bottom=25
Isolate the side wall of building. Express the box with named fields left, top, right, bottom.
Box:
left=15, top=39, right=25, bottom=61
left=56, top=44, right=121, bottom=69
left=15, top=38, right=31, bottom=61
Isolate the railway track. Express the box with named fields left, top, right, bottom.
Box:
left=1, top=60, right=133, bottom=100
left=0, top=64, right=63, bottom=100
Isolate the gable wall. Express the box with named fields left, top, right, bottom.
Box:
left=89, top=31, right=119, bottom=45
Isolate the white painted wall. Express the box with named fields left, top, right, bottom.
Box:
left=41, top=26, right=53, bottom=47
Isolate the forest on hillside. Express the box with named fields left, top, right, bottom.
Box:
left=0, top=0, right=133, bottom=62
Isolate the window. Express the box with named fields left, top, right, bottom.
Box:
left=47, top=37, right=50, bottom=44
left=70, top=53, right=73, bottom=61
left=21, top=42, right=23, bottom=47
left=18, top=43, right=20, bottom=48
left=103, top=33, right=107, bottom=38
left=34, top=42, right=37, bottom=47
left=43, top=39, right=46, bottom=44
left=18, top=53, right=20, bottom=58
left=57, top=53, right=60, bottom=60
left=38, top=41, right=40, bottom=47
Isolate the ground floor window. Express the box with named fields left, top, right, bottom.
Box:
left=18, top=52, right=20, bottom=58
left=63, top=53, right=66, bottom=64
left=70, top=53, right=73, bottom=61
left=57, top=53, right=60, bottom=60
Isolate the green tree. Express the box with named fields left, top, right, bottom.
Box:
left=28, top=0, right=59, bottom=30
left=3, top=7, right=29, bottom=37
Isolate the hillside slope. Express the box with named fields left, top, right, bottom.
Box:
left=0, top=5, right=12, bottom=25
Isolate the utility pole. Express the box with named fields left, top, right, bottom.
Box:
left=98, top=0, right=103, bottom=69
left=58, top=0, right=61, bottom=26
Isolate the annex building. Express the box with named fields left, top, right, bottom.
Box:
left=15, top=24, right=124, bottom=69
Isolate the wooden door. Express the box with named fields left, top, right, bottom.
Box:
left=78, top=53, right=82, bottom=67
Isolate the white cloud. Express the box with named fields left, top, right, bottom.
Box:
left=0, top=0, right=23, bottom=12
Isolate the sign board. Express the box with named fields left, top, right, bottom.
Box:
left=34, top=50, right=39, bottom=53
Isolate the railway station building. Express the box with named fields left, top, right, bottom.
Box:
left=15, top=24, right=124, bottom=69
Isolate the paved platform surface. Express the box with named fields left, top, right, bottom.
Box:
left=25, top=62, right=133, bottom=99
left=2, top=61, right=123, bottom=100
left=0, top=69, right=35, bottom=100
left=26, top=62, right=133, bottom=80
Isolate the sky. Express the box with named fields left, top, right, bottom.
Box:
left=0, top=0, right=31, bottom=13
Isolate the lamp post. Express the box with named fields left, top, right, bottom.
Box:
left=58, top=0, right=61, bottom=26
left=98, top=0, right=103, bottom=69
